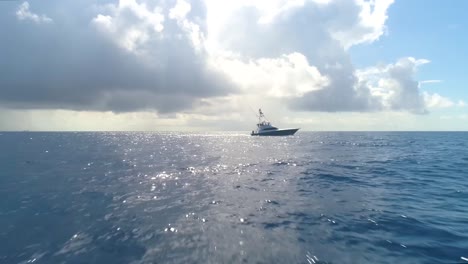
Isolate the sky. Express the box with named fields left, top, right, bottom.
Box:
left=0, top=0, right=467, bottom=131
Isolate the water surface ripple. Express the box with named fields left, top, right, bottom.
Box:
left=0, top=132, right=467, bottom=264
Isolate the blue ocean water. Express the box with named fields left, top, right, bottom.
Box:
left=0, top=132, right=467, bottom=264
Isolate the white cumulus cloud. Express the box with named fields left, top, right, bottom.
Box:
left=423, top=92, right=455, bottom=109
left=16, top=2, right=52, bottom=24
left=202, top=0, right=434, bottom=114
left=92, top=0, right=165, bottom=53
left=338, top=0, right=394, bottom=48
left=210, top=52, right=329, bottom=98
left=356, top=57, right=429, bottom=113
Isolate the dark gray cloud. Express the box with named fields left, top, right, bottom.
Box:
left=0, top=0, right=235, bottom=113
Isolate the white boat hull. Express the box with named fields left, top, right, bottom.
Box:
left=251, top=128, right=299, bottom=136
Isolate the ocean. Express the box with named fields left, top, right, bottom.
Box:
left=0, top=132, right=467, bottom=264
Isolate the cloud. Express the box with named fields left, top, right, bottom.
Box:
left=420, top=80, right=442, bottom=85
left=1, top=0, right=234, bottom=114
left=203, top=0, right=434, bottom=114
left=203, top=1, right=368, bottom=112
left=330, top=0, right=394, bottom=48
left=423, top=92, right=455, bottom=109
left=210, top=52, right=329, bottom=98
left=0, top=0, right=461, bottom=120
left=92, top=0, right=165, bottom=53
left=351, top=57, right=448, bottom=114
left=16, top=2, right=53, bottom=24
left=426, top=95, right=466, bottom=109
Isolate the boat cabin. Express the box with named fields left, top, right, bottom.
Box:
left=257, top=121, right=278, bottom=131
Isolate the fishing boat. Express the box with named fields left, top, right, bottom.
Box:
left=251, top=109, right=299, bottom=136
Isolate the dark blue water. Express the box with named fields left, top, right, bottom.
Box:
left=1, top=132, right=467, bottom=264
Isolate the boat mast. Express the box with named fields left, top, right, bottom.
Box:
left=258, top=108, right=263, bottom=124
left=258, top=108, right=269, bottom=124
